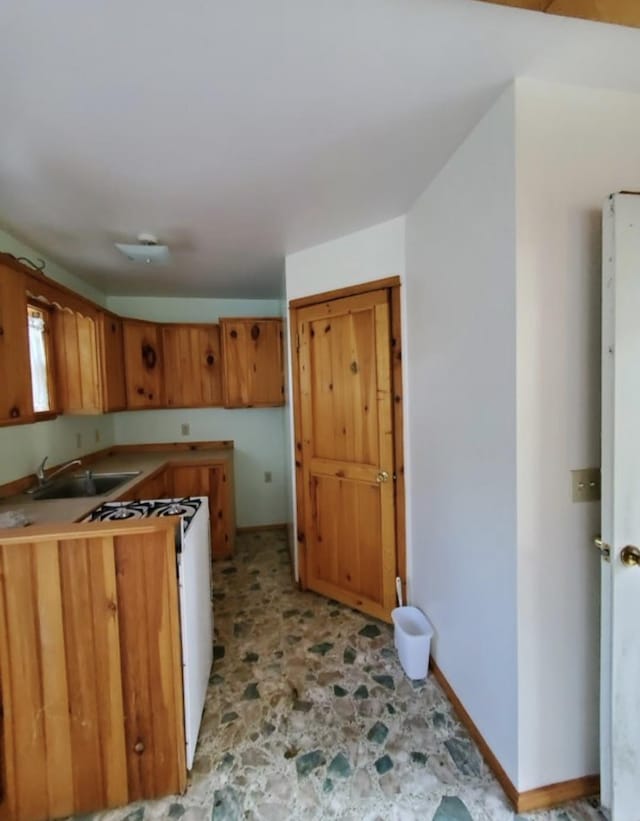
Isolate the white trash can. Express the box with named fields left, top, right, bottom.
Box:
left=391, top=606, right=433, bottom=680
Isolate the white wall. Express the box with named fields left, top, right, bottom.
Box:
left=285, top=216, right=405, bottom=301
left=405, top=87, right=520, bottom=783
left=107, top=295, right=288, bottom=528
left=0, top=229, right=114, bottom=484
left=514, top=79, right=640, bottom=790
left=284, top=216, right=407, bottom=579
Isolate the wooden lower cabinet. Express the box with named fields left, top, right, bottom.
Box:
left=118, top=459, right=236, bottom=559
left=0, top=520, right=185, bottom=821
left=170, top=462, right=235, bottom=559
left=118, top=467, right=170, bottom=501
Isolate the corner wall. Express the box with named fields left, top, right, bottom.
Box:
left=514, top=78, right=640, bottom=790
left=405, top=87, right=519, bottom=783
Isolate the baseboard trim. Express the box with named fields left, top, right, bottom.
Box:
left=517, top=775, right=600, bottom=813
left=236, top=523, right=287, bottom=533
left=429, top=659, right=519, bottom=807
left=429, top=659, right=600, bottom=813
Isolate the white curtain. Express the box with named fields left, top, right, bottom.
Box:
left=28, top=312, right=50, bottom=412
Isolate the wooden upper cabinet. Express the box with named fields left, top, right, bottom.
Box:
left=0, top=265, right=34, bottom=425
left=220, top=318, right=284, bottom=407
left=54, top=309, right=103, bottom=414
left=123, top=320, right=164, bottom=409
left=98, top=312, right=127, bottom=412
left=162, top=324, right=223, bottom=408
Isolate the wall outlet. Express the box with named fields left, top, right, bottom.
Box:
left=572, top=468, right=600, bottom=503
left=75, top=433, right=82, bottom=449
left=181, top=423, right=191, bottom=436
left=264, top=471, right=272, bottom=483
left=95, top=429, right=101, bottom=443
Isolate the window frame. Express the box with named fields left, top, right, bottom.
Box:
left=27, top=300, right=59, bottom=421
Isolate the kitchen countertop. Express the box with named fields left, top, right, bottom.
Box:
left=0, top=446, right=233, bottom=528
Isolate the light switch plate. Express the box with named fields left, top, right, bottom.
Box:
left=572, top=468, right=600, bottom=503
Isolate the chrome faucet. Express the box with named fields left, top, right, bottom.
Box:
left=35, top=456, right=82, bottom=487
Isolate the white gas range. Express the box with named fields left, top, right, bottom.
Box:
left=84, top=497, right=213, bottom=769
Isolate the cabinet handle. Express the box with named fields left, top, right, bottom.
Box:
left=137, top=387, right=145, bottom=395
left=9, top=406, right=20, bottom=418
left=133, top=740, right=145, bottom=755
left=206, top=354, right=214, bottom=366
left=230, top=329, right=238, bottom=339
left=251, top=324, right=260, bottom=341
left=111, top=322, right=116, bottom=332
left=0, top=326, right=4, bottom=336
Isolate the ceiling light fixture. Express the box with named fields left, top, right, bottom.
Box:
left=115, top=232, right=171, bottom=265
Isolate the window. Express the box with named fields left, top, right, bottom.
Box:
left=27, top=303, right=56, bottom=416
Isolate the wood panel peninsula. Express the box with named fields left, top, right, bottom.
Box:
left=0, top=442, right=235, bottom=821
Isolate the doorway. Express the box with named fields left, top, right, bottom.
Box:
left=289, top=277, right=406, bottom=621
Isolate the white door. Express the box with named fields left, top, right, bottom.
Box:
left=600, top=193, right=640, bottom=820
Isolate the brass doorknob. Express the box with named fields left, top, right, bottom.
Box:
left=376, top=471, right=390, bottom=483
left=620, top=545, right=640, bottom=567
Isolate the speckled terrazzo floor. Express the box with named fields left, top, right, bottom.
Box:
left=71, top=529, right=605, bottom=821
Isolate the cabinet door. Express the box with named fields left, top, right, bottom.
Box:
left=0, top=266, right=34, bottom=425
left=123, top=321, right=163, bottom=409
left=170, top=465, right=211, bottom=499
left=221, top=318, right=284, bottom=407
left=54, top=309, right=103, bottom=414
left=98, top=313, right=127, bottom=412
left=170, top=464, right=235, bottom=559
left=118, top=469, right=169, bottom=501
left=162, top=325, right=222, bottom=408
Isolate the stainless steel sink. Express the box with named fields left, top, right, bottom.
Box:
left=32, top=471, right=141, bottom=500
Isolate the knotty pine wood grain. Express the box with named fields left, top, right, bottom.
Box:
left=297, top=289, right=397, bottom=622
left=0, top=520, right=185, bottom=821
left=220, top=318, right=284, bottom=407
left=390, top=285, right=407, bottom=603
left=0, top=263, right=34, bottom=426
left=54, top=309, right=104, bottom=414
left=162, top=324, right=223, bottom=408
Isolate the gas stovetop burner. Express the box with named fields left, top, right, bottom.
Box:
left=83, top=497, right=203, bottom=545
left=111, top=507, right=134, bottom=519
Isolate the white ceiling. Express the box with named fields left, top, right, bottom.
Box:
left=1, top=0, right=640, bottom=299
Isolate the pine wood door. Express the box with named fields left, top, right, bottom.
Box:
left=297, top=289, right=396, bottom=621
